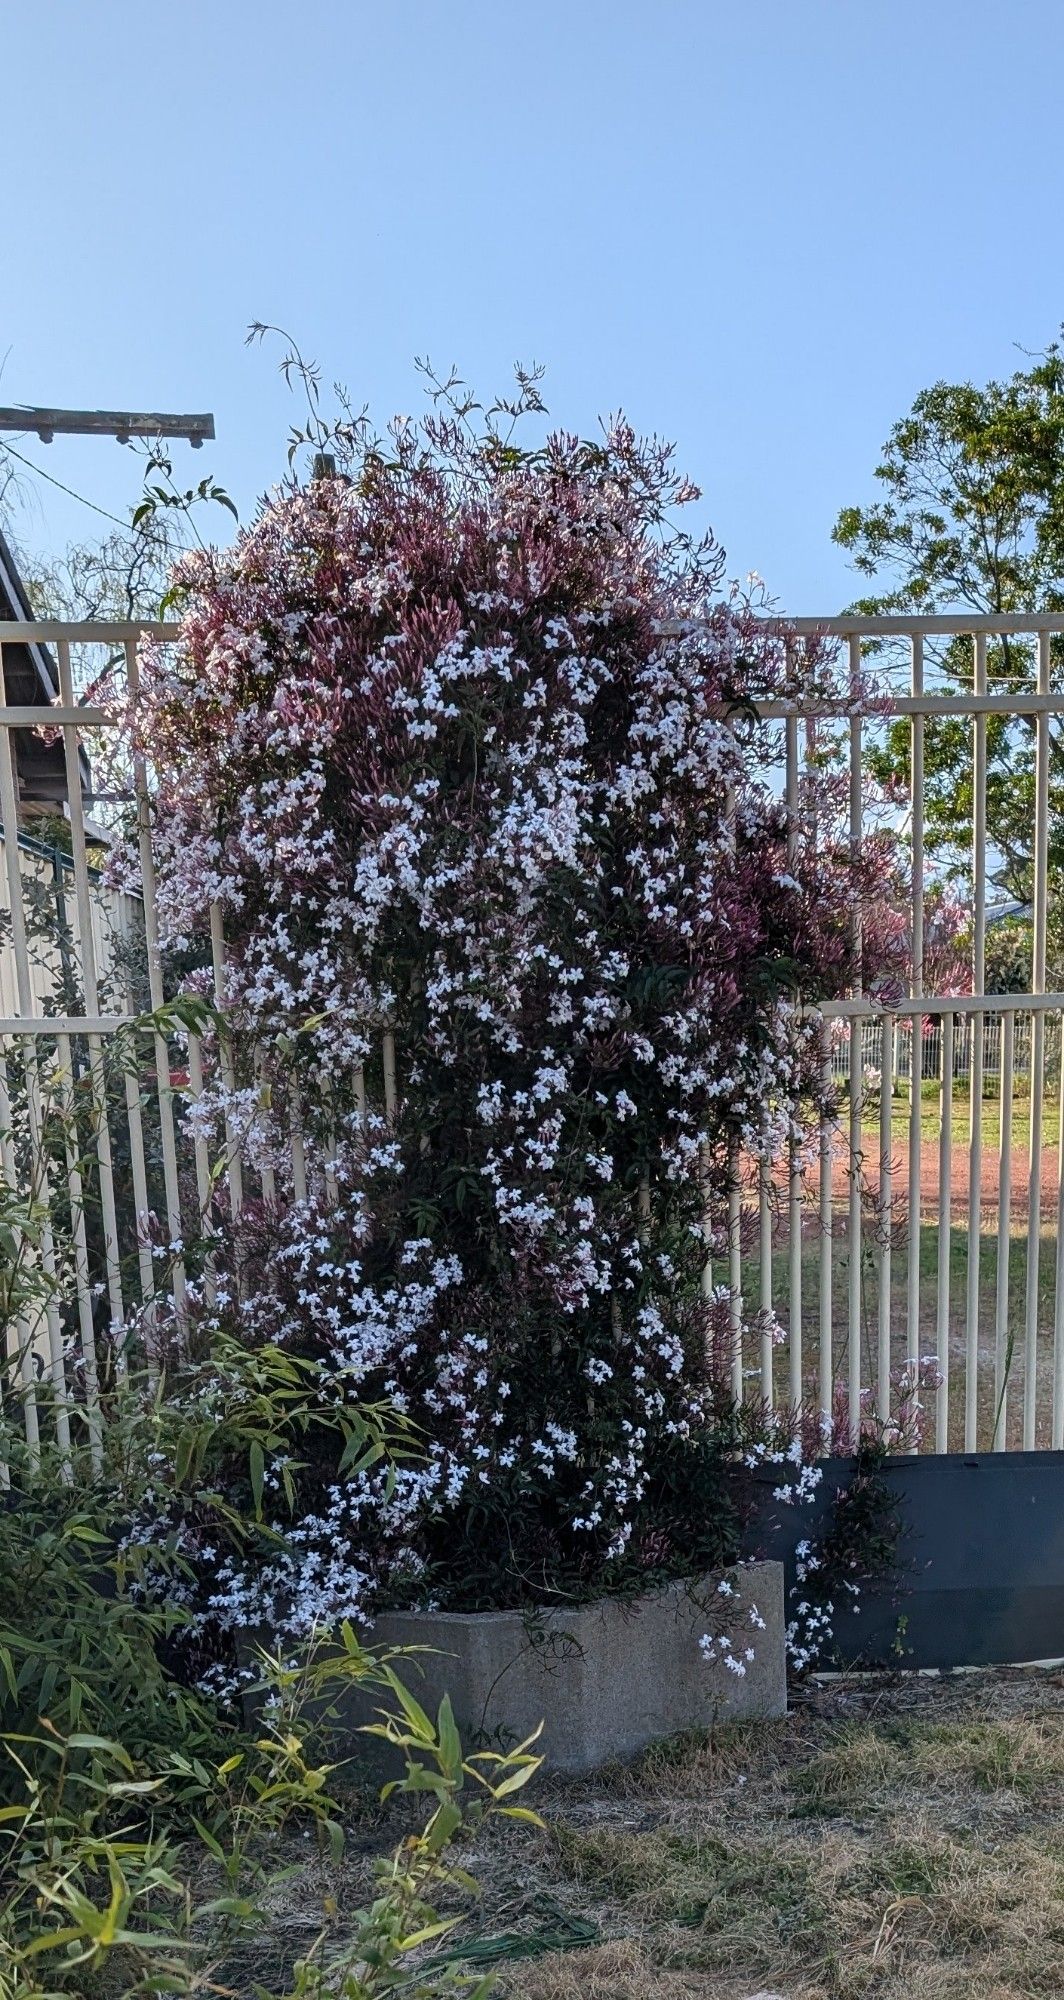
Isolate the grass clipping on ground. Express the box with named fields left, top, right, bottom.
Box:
left=476, top=1667, right=1064, bottom=1999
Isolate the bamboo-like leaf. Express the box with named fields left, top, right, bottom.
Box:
left=249, top=1439, right=265, bottom=1518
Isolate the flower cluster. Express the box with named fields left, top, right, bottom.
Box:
left=698, top=1573, right=767, bottom=1678
left=780, top=1438, right=905, bottom=1675
left=116, top=402, right=899, bottom=1635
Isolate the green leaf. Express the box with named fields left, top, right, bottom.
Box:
left=398, top=1913, right=461, bottom=1950
left=249, top=1438, right=265, bottom=1519
left=384, top=1675, right=435, bottom=1742
left=191, top=1815, right=228, bottom=1865
left=64, top=1734, right=134, bottom=1767
left=436, top=1693, right=463, bottom=1785
left=173, top=1428, right=195, bottom=1490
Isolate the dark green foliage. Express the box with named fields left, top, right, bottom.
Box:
left=408, top=1426, right=745, bottom=1614
left=0, top=1458, right=229, bottom=1790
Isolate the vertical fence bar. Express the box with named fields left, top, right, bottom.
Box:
left=1024, top=631, right=1052, bottom=1446
left=722, top=751, right=741, bottom=1399
left=122, top=1056, right=159, bottom=1343
left=56, top=642, right=127, bottom=1353
left=847, top=1047, right=864, bottom=1440
left=819, top=1021, right=833, bottom=1436
left=1054, top=1011, right=1064, bottom=1448
left=936, top=1012, right=954, bottom=1453
left=289, top=1095, right=308, bottom=1206
left=382, top=1027, right=398, bottom=1122
left=877, top=1018, right=894, bottom=1421
left=847, top=634, right=864, bottom=1439
left=994, top=1011, right=1015, bottom=1449
left=124, top=640, right=186, bottom=1310
left=728, top=1136, right=743, bottom=1403
left=0, top=1044, right=40, bottom=1464
left=1026, top=1003, right=1047, bottom=1449
left=759, top=1155, right=774, bottom=1406
left=55, top=1032, right=104, bottom=1463
left=907, top=635, right=925, bottom=1425
left=186, top=1032, right=217, bottom=1309
left=700, top=1142, right=714, bottom=1304
left=209, top=902, right=245, bottom=1223
left=786, top=1142, right=802, bottom=1410
left=965, top=634, right=987, bottom=1449
left=0, top=1045, right=16, bottom=1482
left=323, top=1110, right=339, bottom=1207
left=185, top=1033, right=214, bottom=1222
left=118, top=1012, right=158, bottom=1327
left=0, top=720, right=71, bottom=1467
left=805, top=705, right=834, bottom=1434
left=784, top=708, right=801, bottom=1408
left=254, top=1049, right=277, bottom=1205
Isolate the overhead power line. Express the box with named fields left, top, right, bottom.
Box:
left=0, top=439, right=130, bottom=528
left=0, top=402, right=219, bottom=534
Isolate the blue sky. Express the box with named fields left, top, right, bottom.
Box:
left=4, top=0, right=1064, bottom=610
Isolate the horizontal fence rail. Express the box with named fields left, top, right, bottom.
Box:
left=0, top=613, right=1063, bottom=1470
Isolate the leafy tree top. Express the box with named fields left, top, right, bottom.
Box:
left=834, top=333, right=1064, bottom=614
left=834, top=335, right=1064, bottom=919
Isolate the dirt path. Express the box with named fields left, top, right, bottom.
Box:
left=803, top=1136, right=1061, bottom=1221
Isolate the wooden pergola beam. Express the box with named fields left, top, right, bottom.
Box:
left=0, top=408, right=215, bottom=446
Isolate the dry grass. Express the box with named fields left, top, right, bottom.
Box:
left=228, top=1670, right=1064, bottom=1996
left=511, top=1937, right=736, bottom=1997
left=478, top=1668, right=1064, bottom=1999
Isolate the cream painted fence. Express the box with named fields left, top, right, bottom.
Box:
left=0, top=825, right=142, bottom=1020
left=0, top=613, right=1061, bottom=1472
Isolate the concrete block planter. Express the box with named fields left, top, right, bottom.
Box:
left=358, top=1559, right=786, bottom=1774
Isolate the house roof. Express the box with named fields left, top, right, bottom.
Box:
left=0, top=522, right=58, bottom=699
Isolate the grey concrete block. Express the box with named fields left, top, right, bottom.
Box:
left=361, top=1559, right=785, bottom=1774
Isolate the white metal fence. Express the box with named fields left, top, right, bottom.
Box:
left=1, top=612, right=1062, bottom=1468
left=727, top=612, right=1064, bottom=1457
left=0, top=627, right=180, bottom=1475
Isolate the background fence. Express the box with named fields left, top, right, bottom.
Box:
left=830, top=1015, right=1055, bottom=1083
left=1, top=612, right=1063, bottom=1470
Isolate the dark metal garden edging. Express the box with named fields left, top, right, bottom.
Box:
left=748, top=1451, right=1064, bottom=1671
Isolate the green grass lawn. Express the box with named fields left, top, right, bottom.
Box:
left=861, top=1077, right=1061, bottom=1152
left=742, top=1214, right=1061, bottom=1453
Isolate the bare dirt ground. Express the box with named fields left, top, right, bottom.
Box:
left=827, top=1136, right=1059, bottom=1222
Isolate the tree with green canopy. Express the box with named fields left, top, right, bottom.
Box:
left=833, top=334, right=1064, bottom=973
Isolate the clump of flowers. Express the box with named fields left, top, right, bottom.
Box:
left=782, top=1438, right=907, bottom=1674
left=116, top=377, right=901, bottom=1641
left=698, top=1572, right=767, bottom=1677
